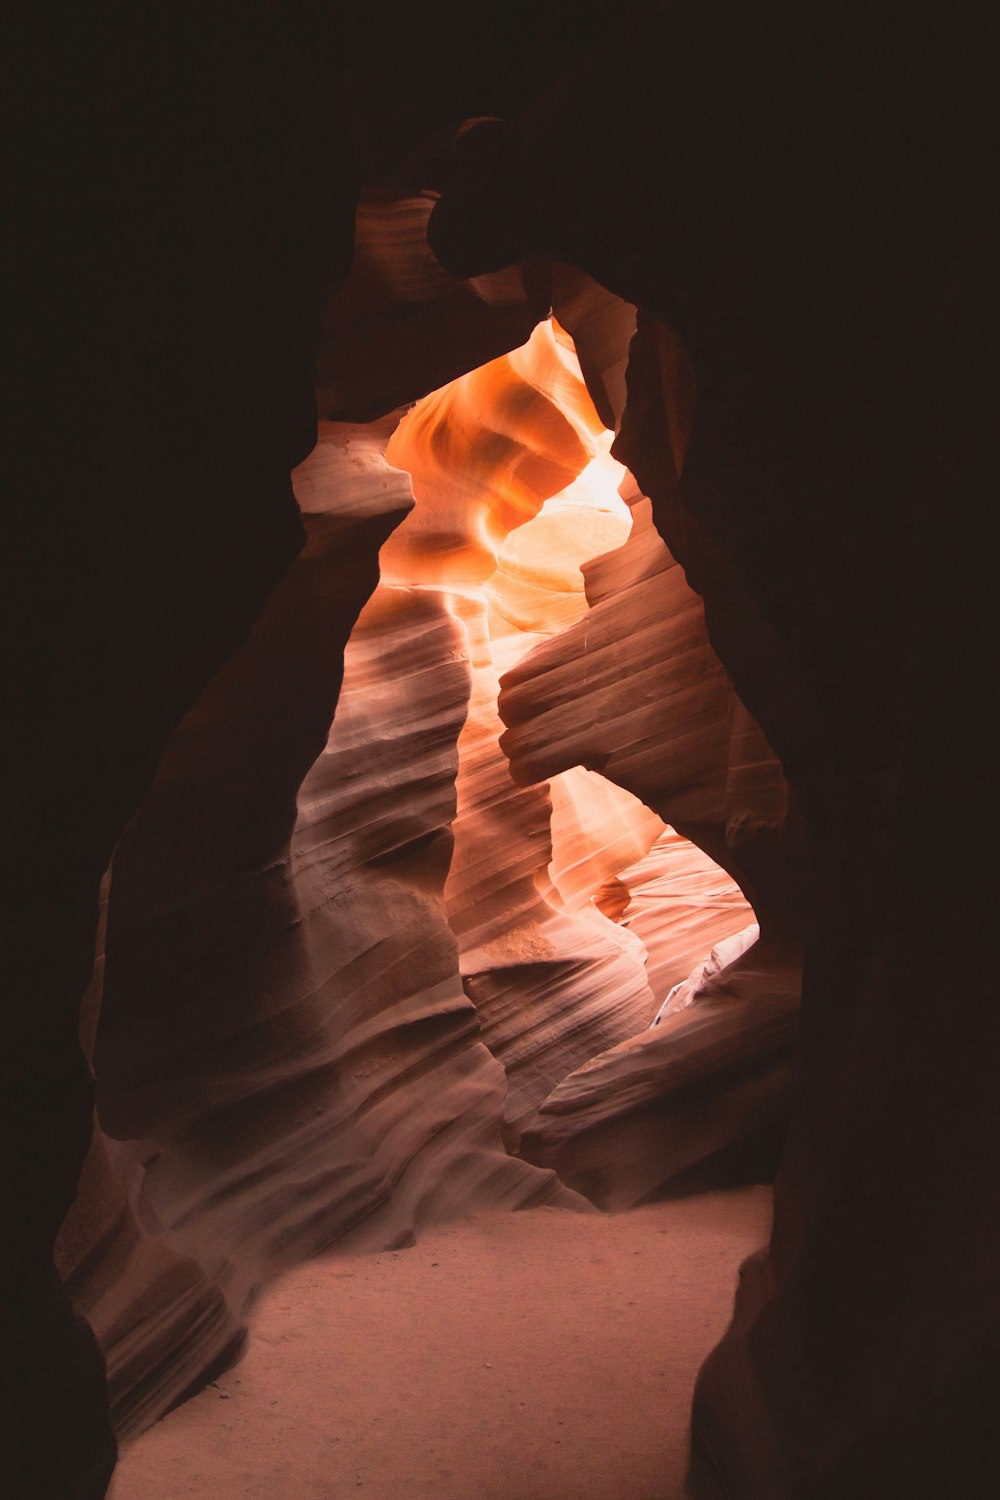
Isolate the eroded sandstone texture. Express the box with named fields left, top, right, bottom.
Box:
left=12, top=5, right=992, bottom=1498
left=8, top=11, right=355, bottom=1495
left=429, top=6, right=995, bottom=1496
left=63, top=309, right=789, bottom=1438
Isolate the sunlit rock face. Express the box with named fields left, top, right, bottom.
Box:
left=519, top=939, right=799, bottom=1209
left=483, top=344, right=802, bottom=1199
left=71, top=312, right=795, bottom=1434
left=387, top=316, right=797, bottom=1165
left=618, top=828, right=758, bottom=1014
left=82, top=417, right=578, bottom=1432
left=386, top=321, right=656, bottom=1138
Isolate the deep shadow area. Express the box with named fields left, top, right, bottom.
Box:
left=7, top=5, right=995, bottom=1498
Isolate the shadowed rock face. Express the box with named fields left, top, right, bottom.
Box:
left=13, top=6, right=992, bottom=1499
left=493, top=406, right=803, bottom=1203
left=429, top=5, right=997, bottom=1497
left=17, top=9, right=764, bottom=1497
left=80, top=418, right=583, bottom=1435
left=316, top=190, right=545, bottom=421
left=61, top=310, right=792, bottom=1442
left=9, top=9, right=357, bottom=1495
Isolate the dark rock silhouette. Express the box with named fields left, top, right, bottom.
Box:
left=8, top=4, right=995, bottom=1497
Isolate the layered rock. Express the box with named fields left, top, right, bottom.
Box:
left=8, top=11, right=356, bottom=1496
left=430, top=9, right=996, bottom=1494
left=495, top=462, right=802, bottom=1189
left=619, top=827, right=759, bottom=1016
left=81, top=420, right=576, bottom=1432
left=518, top=940, right=799, bottom=1210
left=386, top=318, right=781, bottom=1158
left=388, top=320, right=664, bottom=1141
left=448, top=654, right=660, bottom=1145
left=499, top=480, right=801, bottom=928
left=68, top=312, right=796, bottom=1442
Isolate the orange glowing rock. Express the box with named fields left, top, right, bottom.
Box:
left=381, top=316, right=765, bottom=1143
left=79, top=309, right=796, bottom=1437
left=383, top=319, right=606, bottom=588
left=546, top=767, right=663, bottom=913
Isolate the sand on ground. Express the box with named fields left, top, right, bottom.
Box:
left=109, top=1187, right=771, bottom=1500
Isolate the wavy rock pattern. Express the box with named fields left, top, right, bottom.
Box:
left=82, top=419, right=574, bottom=1433
left=59, top=196, right=560, bottom=1452
left=618, top=827, right=758, bottom=1013
left=518, top=942, right=800, bottom=1210
left=490, top=322, right=804, bottom=1200
left=499, top=492, right=734, bottom=829
left=383, top=318, right=605, bottom=588
left=57, top=1128, right=244, bottom=1440
left=384, top=320, right=663, bottom=1141
left=391, top=318, right=776, bottom=1159
left=448, top=652, right=659, bottom=1144
left=72, top=312, right=798, bottom=1441
left=55, top=919, right=246, bottom=1441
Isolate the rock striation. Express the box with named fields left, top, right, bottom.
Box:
left=387, top=318, right=786, bottom=1156
left=63, top=311, right=795, bottom=1441
left=430, top=8, right=996, bottom=1495
left=14, top=10, right=991, bottom=1499
left=9, top=11, right=356, bottom=1495
left=81, top=419, right=576, bottom=1433
left=518, top=938, right=799, bottom=1210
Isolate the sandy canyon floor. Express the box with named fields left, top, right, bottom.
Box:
left=109, top=1187, right=771, bottom=1500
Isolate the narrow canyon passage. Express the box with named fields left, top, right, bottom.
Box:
left=12, top=12, right=990, bottom=1498
left=110, top=1189, right=771, bottom=1500
left=65, top=310, right=797, bottom=1486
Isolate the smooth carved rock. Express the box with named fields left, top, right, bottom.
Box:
left=83, top=412, right=588, bottom=1433
left=317, top=190, right=544, bottom=422
left=484, top=314, right=805, bottom=1202
left=518, top=942, right=800, bottom=1210
left=432, top=9, right=995, bottom=1492
left=383, top=318, right=605, bottom=588
left=384, top=320, right=661, bottom=1143
left=382, top=310, right=794, bottom=1194
left=447, top=653, right=661, bottom=1145
left=499, top=496, right=733, bottom=827
left=618, top=826, right=759, bottom=1012
left=547, top=768, right=664, bottom=916
left=57, top=1128, right=244, bottom=1441
left=77, top=305, right=799, bottom=1445
left=498, top=477, right=801, bottom=954
left=73, top=300, right=805, bottom=1451
left=81, top=320, right=652, bottom=1433
left=549, top=264, right=639, bottom=433
left=394, top=315, right=777, bottom=1166
left=80, top=423, right=406, bottom=1424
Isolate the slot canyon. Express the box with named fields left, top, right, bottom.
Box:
left=6, top=6, right=994, bottom=1499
